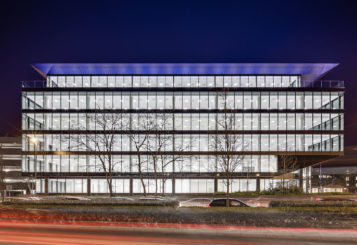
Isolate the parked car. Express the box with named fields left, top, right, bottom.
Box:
left=61, top=196, right=90, bottom=201
left=244, top=199, right=270, bottom=207
left=315, top=197, right=354, bottom=202
left=138, top=197, right=165, bottom=201
left=111, top=196, right=135, bottom=201
left=209, top=198, right=249, bottom=207
left=178, top=198, right=213, bottom=207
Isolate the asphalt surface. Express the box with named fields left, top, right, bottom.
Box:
left=3, top=205, right=357, bottom=229
left=0, top=221, right=356, bottom=245
left=2, top=195, right=357, bottom=244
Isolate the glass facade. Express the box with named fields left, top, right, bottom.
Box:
left=22, top=73, right=344, bottom=194
left=22, top=90, right=343, bottom=111
left=45, top=75, right=302, bottom=88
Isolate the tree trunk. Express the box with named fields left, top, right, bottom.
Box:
left=137, top=154, right=146, bottom=196
left=154, top=177, right=158, bottom=196
left=108, top=176, right=113, bottom=197
left=139, top=172, right=146, bottom=196
left=107, top=158, right=114, bottom=197
left=226, top=176, right=230, bottom=207
left=162, top=179, right=165, bottom=196
left=161, top=164, right=166, bottom=196
left=153, top=158, right=158, bottom=196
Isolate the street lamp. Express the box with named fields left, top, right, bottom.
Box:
left=30, top=136, right=38, bottom=145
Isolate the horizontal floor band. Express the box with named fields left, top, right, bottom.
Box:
left=22, top=173, right=285, bottom=178
left=22, top=87, right=345, bottom=92
left=22, top=151, right=343, bottom=156
left=22, top=109, right=344, bottom=113
left=22, top=130, right=344, bottom=134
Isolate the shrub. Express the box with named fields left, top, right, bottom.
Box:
left=213, top=187, right=303, bottom=196
left=260, top=186, right=303, bottom=195
left=213, top=192, right=226, bottom=196
left=231, top=191, right=259, bottom=196
left=213, top=191, right=259, bottom=196
left=270, top=200, right=357, bottom=207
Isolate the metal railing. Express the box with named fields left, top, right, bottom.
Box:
left=302, top=80, right=344, bottom=88
left=22, top=80, right=344, bottom=88
left=22, top=80, right=47, bottom=88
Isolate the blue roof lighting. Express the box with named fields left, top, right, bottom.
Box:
left=32, top=63, right=338, bottom=82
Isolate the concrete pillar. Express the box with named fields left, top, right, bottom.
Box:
left=214, top=177, right=218, bottom=193
left=299, top=169, right=303, bottom=189
left=256, top=178, right=260, bottom=192
left=172, top=177, right=175, bottom=195
left=129, top=177, right=133, bottom=195
left=45, top=177, right=48, bottom=194
left=87, top=178, right=91, bottom=195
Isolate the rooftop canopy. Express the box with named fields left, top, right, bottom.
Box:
left=32, top=63, right=338, bottom=83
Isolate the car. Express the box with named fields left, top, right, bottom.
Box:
left=16, top=196, right=42, bottom=201
left=138, top=197, right=165, bottom=201
left=111, top=196, right=135, bottom=201
left=61, top=196, right=91, bottom=201
left=244, top=199, right=270, bottom=208
left=209, top=198, right=249, bottom=207
left=178, top=198, right=213, bottom=207
left=315, top=197, right=354, bottom=202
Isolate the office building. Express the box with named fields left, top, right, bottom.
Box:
left=22, top=63, right=344, bottom=194
left=0, top=137, right=27, bottom=196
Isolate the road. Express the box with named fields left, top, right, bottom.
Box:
left=0, top=221, right=356, bottom=245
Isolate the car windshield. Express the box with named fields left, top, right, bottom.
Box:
left=211, top=199, right=226, bottom=206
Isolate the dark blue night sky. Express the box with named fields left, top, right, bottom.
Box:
left=0, top=0, right=356, bottom=145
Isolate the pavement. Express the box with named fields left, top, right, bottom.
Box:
left=179, top=194, right=357, bottom=202
left=7, top=194, right=357, bottom=202
left=0, top=220, right=356, bottom=244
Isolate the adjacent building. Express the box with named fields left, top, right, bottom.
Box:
left=0, top=137, right=27, bottom=196
left=311, top=146, right=357, bottom=193
left=22, top=63, right=344, bottom=194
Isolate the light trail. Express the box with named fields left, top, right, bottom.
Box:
left=0, top=221, right=264, bottom=245
left=0, top=220, right=356, bottom=245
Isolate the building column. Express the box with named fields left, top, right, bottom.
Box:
left=44, top=177, right=48, bottom=194
left=87, top=178, right=91, bottom=195
left=299, top=169, right=303, bottom=189
left=172, top=176, right=175, bottom=195
left=129, top=177, right=133, bottom=195
left=256, top=178, right=260, bottom=192
left=214, top=177, right=218, bottom=193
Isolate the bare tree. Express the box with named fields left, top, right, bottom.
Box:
left=160, top=154, right=189, bottom=195
left=279, top=154, right=298, bottom=191
left=144, top=114, right=164, bottom=196
left=127, top=114, right=156, bottom=196
left=155, top=114, right=193, bottom=195
left=212, top=91, right=246, bottom=207
left=139, top=113, right=191, bottom=196
left=144, top=114, right=183, bottom=196
left=68, top=112, right=127, bottom=196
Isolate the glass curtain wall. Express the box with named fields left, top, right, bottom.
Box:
left=23, top=91, right=344, bottom=110
left=47, top=75, right=301, bottom=88
left=22, top=75, right=344, bottom=194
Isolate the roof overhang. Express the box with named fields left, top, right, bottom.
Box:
left=31, top=63, right=339, bottom=83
